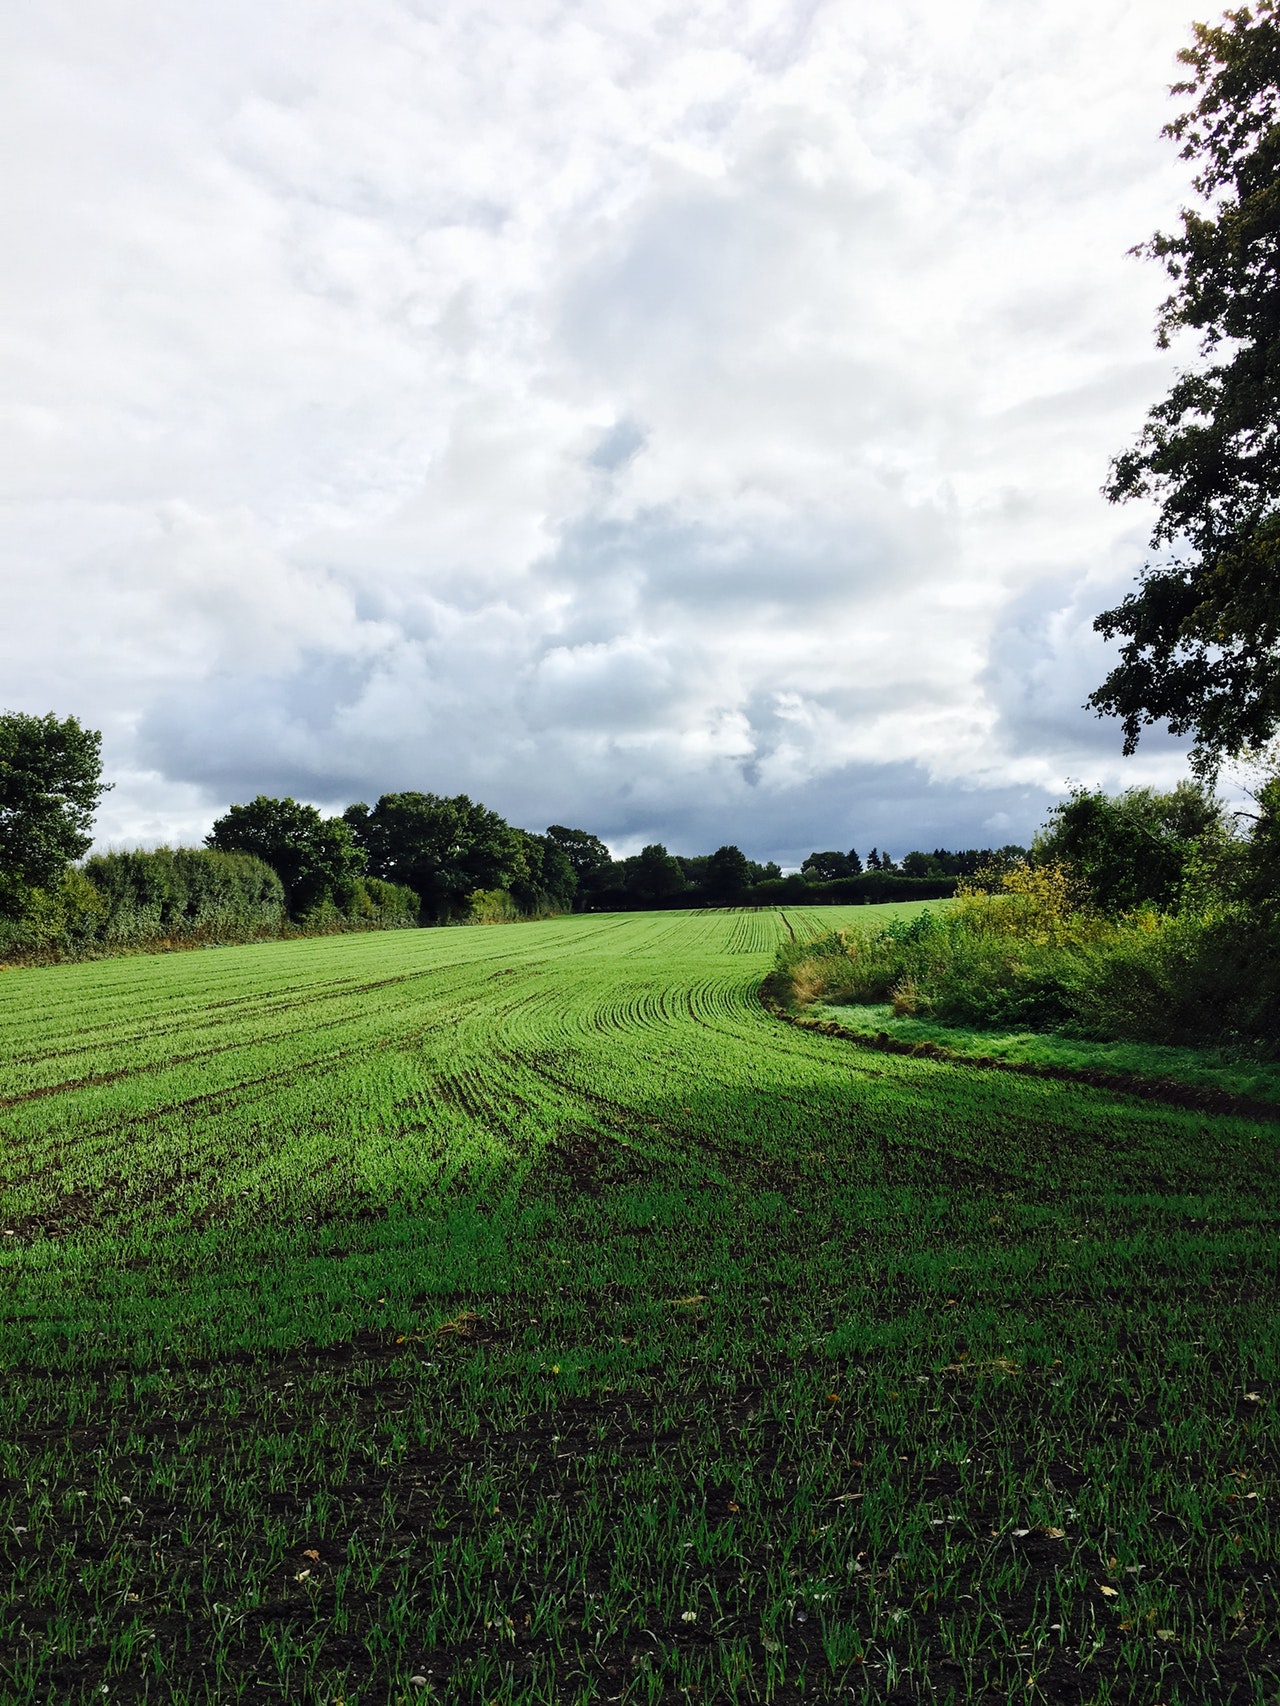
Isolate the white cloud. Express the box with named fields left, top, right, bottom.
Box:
left=0, top=0, right=1199, bottom=859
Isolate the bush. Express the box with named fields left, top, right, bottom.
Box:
left=770, top=870, right=1280, bottom=1055
left=83, top=847, right=286, bottom=945
left=0, top=850, right=420, bottom=965
left=467, top=887, right=521, bottom=924
left=0, top=867, right=109, bottom=961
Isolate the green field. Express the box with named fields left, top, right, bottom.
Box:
left=1, top=905, right=1277, bottom=1704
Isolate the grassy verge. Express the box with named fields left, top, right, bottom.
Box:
left=1, top=907, right=1277, bottom=1704
left=810, top=1001, right=1280, bottom=1110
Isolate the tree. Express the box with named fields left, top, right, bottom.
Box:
left=207, top=796, right=365, bottom=914
left=1033, top=782, right=1224, bottom=913
left=0, top=710, right=110, bottom=901
left=846, top=846, right=863, bottom=874
left=545, top=824, right=611, bottom=882
left=801, top=850, right=851, bottom=882
left=621, top=843, right=688, bottom=905
left=1090, top=3, right=1280, bottom=771
left=704, top=844, right=751, bottom=897
left=344, top=792, right=520, bottom=917
left=508, top=829, right=577, bottom=914
left=544, top=824, right=614, bottom=907
left=901, top=850, right=943, bottom=877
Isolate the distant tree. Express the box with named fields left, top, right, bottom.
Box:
left=345, top=792, right=520, bottom=918
left=705, top=844, right=751, bottom=898
left=846, top=847, right=863, bottom=874
left=757, top=860, right=783, bottom=881
left=864, top=848, right=881, bottom=871
left=993, top=843, right=1030, bottom=869
left=1090, top=3, right=1280, bottom=770
left=901, top=850, right=943, bottom=877
left=508, top=829, right=577, bottom=914
left=801, top=850, right=852, bottom=882
left=676, top=854, right=711, bottom=891
left=208, top=796, right=365, bottom=913
left=545, top=824, right=614, bottom=907
left=1034, top=782, right=1223, bottom=913
left=621, top=843, right=688, bottom=905
left=545, top=825, right=612, bottom=884
left=0, top=710, right=110, bottom=902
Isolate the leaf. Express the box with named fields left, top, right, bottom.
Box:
left=1098, top=1583, right=1119, bottom=1597
left=1044, top=1527, right=1065, bottom=1540
left=302, top=1548, right=321, bottom=1561
left=435, top=1310, right=483, bottom=1340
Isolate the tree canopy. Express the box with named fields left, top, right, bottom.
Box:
left=801, top=849, right=854, bottom=882
left=545, top=825, right=612, bottom=886
left=0, top=710, right=109, bottom=900
left=344, top=792, right=523, bottom=918
left=206, top=796, right=366, bottom=913
left=1033, top=781, right=1225, bottom=914
left=1091, top=1, right=1280, bottom=769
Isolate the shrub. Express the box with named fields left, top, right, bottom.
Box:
left=83, top=848, right=286, bottom=945
left=772, top=888, right=1280, bottom=1055
left=467, top=887, right=521, bottom=924
left=0, top=867, right=109, bottom=961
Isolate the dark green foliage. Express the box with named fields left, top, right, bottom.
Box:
left=1241, top=774, right=1280, bottom=913
left=544, top=824, right=612, bottom=903
left=1091, top=2, right=1280, bottom=766
left=0, top=710, right=109, bottom=902
left=900, top=846, right=1026, bottom=878
left=901, top=849, right=942, bottom=877
left=508, top=829, right=578, bottom=915
left=703, top=843, right=752, bottom=897
left=754, top=871, right=959, bottom=905
left=207, top=796, right=366, bottom=914
left=82, top=847, right=286, bottom=944
left=620, top=842, right=688, bottom=904
left=344, top=792, right=522, bottom=919
left=1035, top=781, right=1225, bottom=913
left=802, top=849, right=854, bottom=881
left=0, top=847, right=418, bottom=965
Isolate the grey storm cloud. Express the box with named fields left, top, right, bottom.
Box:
left=1, top=0, right=1199, bottom=861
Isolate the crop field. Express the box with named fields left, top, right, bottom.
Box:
left=1, top=905, right=1277, bottom=1705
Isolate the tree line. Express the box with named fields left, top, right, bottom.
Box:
left=0, top=710, right=979, bottom=963
left=206, top=791, right=976, bottom=914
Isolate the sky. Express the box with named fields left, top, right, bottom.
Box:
left=1, top=0, right=1209, bottom=864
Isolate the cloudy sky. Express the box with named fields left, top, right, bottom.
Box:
left=2, top=0, right=1206, bottom=863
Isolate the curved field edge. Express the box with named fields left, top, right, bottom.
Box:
left=0, top=907, right=1277, bottom=1705
left=760, top=988, right=1280, bottom=1123
left=763, top=915, right=1280, bottom=1117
